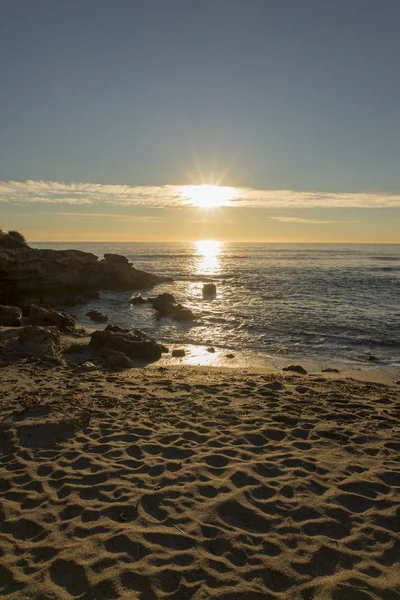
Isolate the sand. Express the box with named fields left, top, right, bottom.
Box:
left=0, top=359, right=399, bottom=600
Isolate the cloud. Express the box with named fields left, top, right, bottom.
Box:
left=42, top=212, right=166, bottom=222
left=0, top=179, right=400, bottom=209
left=269, top=217, right=343, bottom=224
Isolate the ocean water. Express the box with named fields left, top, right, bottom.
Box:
left=31, top=242, right=400, bottom=369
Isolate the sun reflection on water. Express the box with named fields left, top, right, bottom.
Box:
left=194, top=240, right=224, bottom=275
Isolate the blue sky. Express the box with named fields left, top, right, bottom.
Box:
left=0, top=0, right=399, bottom=241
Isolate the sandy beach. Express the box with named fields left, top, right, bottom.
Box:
left=1, top=350, right=399, bottom=599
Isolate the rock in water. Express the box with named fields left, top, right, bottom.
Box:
left=0, top=245, right=170, bottom=304
left=0, top=305, right=22, bottom=326
left=172, top=348, right=186, bottom=357
left=103, top=253, right=129, bottom=263
left=89, top=325, right=165, bottom=362
left=202, top=283, right=217, bottom=297
left=151, top=293, right=196, bottom=321
left=129, top=295, right=148, bottom=304
left=85, top=309, right=108, bottom=323
left=29, top=304, right=76, bottom=330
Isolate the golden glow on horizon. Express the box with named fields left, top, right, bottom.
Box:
left=181, top=184, right=237, bottom=208
left=195, top=239, right=224, bottom=275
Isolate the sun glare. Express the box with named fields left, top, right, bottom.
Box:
left=181, top=184, right=237, bottom=208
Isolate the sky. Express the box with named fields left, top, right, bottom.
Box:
left=0, top=0, right=399, bottom=242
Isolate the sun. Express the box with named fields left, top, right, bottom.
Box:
left=181, top=184, right=237, bottom=208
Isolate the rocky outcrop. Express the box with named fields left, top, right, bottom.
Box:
left=0, top=305, right=22, bottom=326
left=0, top=245, right=171, bottom=304
left=29, top=305, right=76, bottom=331
left=89, top=325, right=166, bottom=362
left=151, top=293, right=196, bottom=321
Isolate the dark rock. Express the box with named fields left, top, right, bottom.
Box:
left=89, top=325, right=164, bottom=362
left=102, top=352, right=134, bottom=369
left=207, top=346, right=215, bottom=353
left=19, top=325, right=60, bottom=357
left=172, top=349, right=186, bottom=357
left=0, top=305, right=22, bottom=326
left=226, top=353, right=235, bottom=359
left=282, top=364, right=308, bottom=375
left=263, top=381, right=284, bottom=391
left=202, top=283, right=216, bottom=297
left=103, top=253, right=129, bottom=263
left=85, top=309, right=108, bottom=323
left=0, top=245, right=170, bottom=304
left=150, top=293, right=196, bottom=321
left=63, top=343, right=85, bottom=354
left=129, top=295, right=148, bottom=304
left=29, top=304, right=76, bottom=331
left=321, top=368, right=340, bottom=373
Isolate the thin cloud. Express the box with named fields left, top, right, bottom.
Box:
left=0, top=179, right=400, bottom=209
left=42, top=212, right=165, bottom=223
left=269, top=217, right=341, bottom=224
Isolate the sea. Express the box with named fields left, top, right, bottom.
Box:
left=31, top=242, right=400, bottom=372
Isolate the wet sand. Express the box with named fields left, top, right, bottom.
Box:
left=0, top=358, right=399, bottom=599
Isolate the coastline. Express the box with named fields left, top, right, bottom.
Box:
left=1, top=331, right=399, bottom=599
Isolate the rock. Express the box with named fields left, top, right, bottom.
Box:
left=202, top=283, right=216, bottom=297
left=295, top=385, right=313, bottom=394
left=0, top=245, right=170, bottom=305
left=18, top=325, right=60, bottom=357
left=172, top=349, right=186, bottom=357
left=80, top=361, right=97, bottom=371
left=63, top=343, right=85, bottom=354
left=103, top=253, right=129, bottom=263
left=0, top=305, right=22, bottom=326
left=207, top=346, right=215, bottom=353
left=89, top=325, right=164, bottom=362
left=263, top=381, right=283, bottom=391
left=102, top=352, right=134, bottom=369
left=151, top=293, right=196, bottom=321
left=321, top=367, right=340, bottom=373
left=85, top=309, right=108, bottom=323
left=129, top=295, right=148, bottom=304
left=29, top=304, right=75, bottom=330
left=226, top=353, right=235, bottom=359
left=282, top=364, right=308, bottom=375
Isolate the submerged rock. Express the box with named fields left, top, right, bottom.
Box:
left=29, top=304, right=75, bottom=331
left=89, top=325, right=165, bottom=362
left=0, top=305, right=22, bottom=326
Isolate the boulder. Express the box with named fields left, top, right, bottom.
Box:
left=18, top=325, right=60, bottom=357
left=103, top=253, right=129, bottom=263
left=103, top=352, right=134, bottom=369
left=151, top=293, right=196, bottom=321
left=172, top=348, right=185, bottom=357
left=85, top=309, right=108, bottom=323
left=29, top=304, right=76, bottom=330
left=129, top=295, right=148, bottom=304
left=207, top=346, right=215, bottom=353
left=282, top=364, right=308, bottom=375
left=202, top=283, right=216, bottom=297
left=0, top=305, right=22, bottom=326
left=89, top=325, right=165, bottom=362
